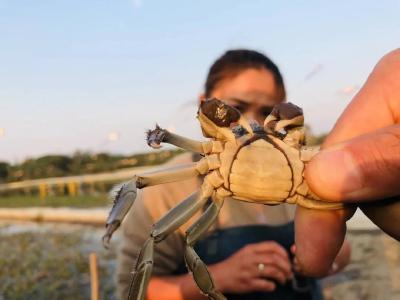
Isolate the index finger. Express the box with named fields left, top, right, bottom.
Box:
left=250, top=241, right=289, bottom=260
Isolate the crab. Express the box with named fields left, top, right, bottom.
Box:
left=103, top=98, right=344, bottom=300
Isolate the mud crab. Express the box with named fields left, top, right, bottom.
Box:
left=103, top=99, right=344, bottom=300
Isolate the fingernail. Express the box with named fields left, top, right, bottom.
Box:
left=310, top=149, right=363, bottom=200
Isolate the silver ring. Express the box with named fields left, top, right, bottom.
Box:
left=257, top=263, right=265, bottom=273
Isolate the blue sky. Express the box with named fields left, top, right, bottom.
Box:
left=0, top=0, right=399, bottom=162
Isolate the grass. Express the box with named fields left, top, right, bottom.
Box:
left=0, top=195, right=110, bottom=208
left=0, top=225, right=117, bottom=300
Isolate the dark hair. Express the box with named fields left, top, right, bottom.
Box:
left=204, top=49, right=286, bottom=101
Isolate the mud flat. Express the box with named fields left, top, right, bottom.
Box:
left=1, top=210, right=399, bottom=299
left=0, top=222, right=120, bottom=300
left=322, top=230, right=400, bottom=300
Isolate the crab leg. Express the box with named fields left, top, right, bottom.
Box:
left=184, top=190, right=227, bottom=300
left=146, top=125, right=223, bottom=154
left=127, top=179, right=215, bottom=300
left=103, top=156, right=220, bottom=247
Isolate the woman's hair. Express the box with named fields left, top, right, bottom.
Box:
left=204, top=49, right=286, bottom=101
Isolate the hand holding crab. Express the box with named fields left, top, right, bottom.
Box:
left=296, top=49, right=400, bottom=277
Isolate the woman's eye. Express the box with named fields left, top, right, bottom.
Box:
left=233, top=105, right=246, bottom=113
left=260, top=107, right=273, bottom=116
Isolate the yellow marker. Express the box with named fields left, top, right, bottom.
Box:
left=39, top=184, right=47, bottom=199
left=67, top=182, right=78, bottom=197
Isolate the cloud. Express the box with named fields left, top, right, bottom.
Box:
left=132, top=0, right=143, bottom=8
left=338, top=85, right=360, bottom=96
left=177, top=99, right=198, bottom=111
left=304, top=64, right=324, bottom=81
left=107, top=132, right=120, bottom=142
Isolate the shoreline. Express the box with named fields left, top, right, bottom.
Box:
left=0, top=206, right=380, bottom=230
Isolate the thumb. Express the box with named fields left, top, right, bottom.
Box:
left=305, top=125, right=400, bottom=202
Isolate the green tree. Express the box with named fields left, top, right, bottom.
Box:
left=0, top=161, right=9, bottom=182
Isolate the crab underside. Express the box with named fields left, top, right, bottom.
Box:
left=103, top=99, right=344, bottom=300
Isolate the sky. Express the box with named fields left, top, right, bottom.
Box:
left=0, top=0, right=399, bottom=163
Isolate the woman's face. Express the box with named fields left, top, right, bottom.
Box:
left=206, top=68, right=284, bottom=125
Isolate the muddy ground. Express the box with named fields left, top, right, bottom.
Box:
left=322, top=230, right=400, bottom=300
left=0, top=223, right=398, bottom=300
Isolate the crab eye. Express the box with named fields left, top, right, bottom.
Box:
left=200, top=98, right=241, bottom=127
left=272, top=103, right=303, bottom=119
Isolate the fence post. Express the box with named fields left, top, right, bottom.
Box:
left=89, top=252, right=100, bottom=300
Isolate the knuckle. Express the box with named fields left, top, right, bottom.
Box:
left=268, top=241, right=279, bottom=247
left=242, top=271, right=252, bottom=280
left=263, top=241, right=277, bottom=248
left=263, top=256, right=273, bottom=264
left=263, top=281, right=276, bottom=291
left=346, top=133, right=400, bottom=195
left=243, top=244, right=253, bottom=252
left=267, top=241, right=285, bottom=254
left=266, top=267, right=281, bottom=279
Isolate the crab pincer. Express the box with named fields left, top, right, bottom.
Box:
left=102, top=180, right=137, bottom=248
left=146, top=125, right=167, bottom=149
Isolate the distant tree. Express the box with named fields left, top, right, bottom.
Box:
left=69, top=151, right=94, bottom=174
left=4, top=149, right=185, bottom=182
left=305, top=124, right=327, bottom=146
left=0, top=161, right=9, bottom=182
left=17, top=155, right=72, bottom=179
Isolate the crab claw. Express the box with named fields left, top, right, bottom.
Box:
left=146, top=125, right=167, bottom=149
left=102, top=221, right=120, bottom=249
left=102, top=180, right=137, bottom=248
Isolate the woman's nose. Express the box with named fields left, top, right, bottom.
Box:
left=243, top=110, right=264, bottom=125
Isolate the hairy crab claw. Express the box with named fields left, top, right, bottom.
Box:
left=102, top=181, right=137, bottom=248
left=146, top=124, right=166, bottom=149
left=102, top=221, right=120, bottom=249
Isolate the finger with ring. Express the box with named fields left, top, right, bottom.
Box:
left=257, top=262, right=265, bottom=273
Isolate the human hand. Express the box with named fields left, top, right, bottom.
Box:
left=291, top=241, right=350, bottom=277
left=209, top=241, right=293, bottom=294
left=295, top=49, right=400, bottom=276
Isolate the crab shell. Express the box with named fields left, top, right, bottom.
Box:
left=197, top=99, right=342, bottom=210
